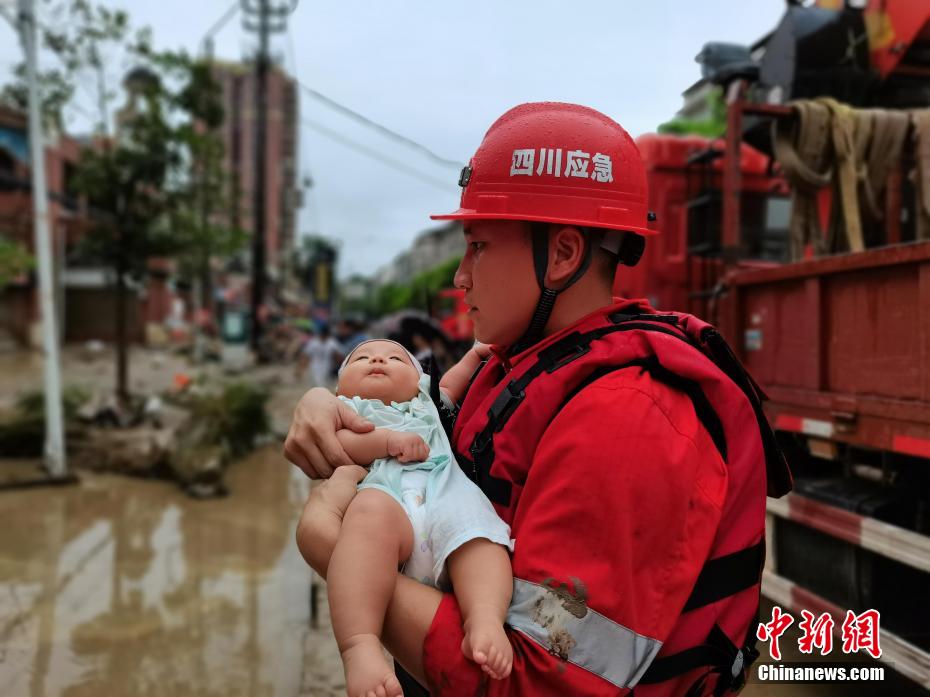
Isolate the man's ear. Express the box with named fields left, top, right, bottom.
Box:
left=546, top=225, right=586, bottom=286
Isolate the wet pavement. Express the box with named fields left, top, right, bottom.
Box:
left=0, top=445, right=344, bottom=697
left=0, top=346, right=191, bottom=412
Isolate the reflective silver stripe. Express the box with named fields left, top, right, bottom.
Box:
left=506, top=577, right=662, bottom=689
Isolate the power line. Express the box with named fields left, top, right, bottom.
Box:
left=284, top=26, right=323, bottom=233
left=297, top=81, right=463, bottom=170
left=300, top=117, right=456, bottom=191
left=285, top=24, right=299, bottom=79
left=201, top=2, right=239, bottom=56
left=204, top=2, right=240, bottom=43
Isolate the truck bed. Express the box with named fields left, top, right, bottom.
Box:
left=729, top=241, right=930, bottom=460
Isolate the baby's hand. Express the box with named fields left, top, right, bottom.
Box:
left=386, top=432, right=430, bottom=463
left=472, top=341, right=492, bottom=359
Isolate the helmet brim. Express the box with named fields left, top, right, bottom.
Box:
left=430, top=209, right=657, bottom=237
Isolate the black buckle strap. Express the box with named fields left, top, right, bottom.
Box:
left=639, top=623, right=758, bottom=695
left=537, top=331, right=592, bottom=372
left=683, top=540, right=765, bottom=613
left=609, top=310, right=680, bottom=327
left=639, top=541, right=765, bottom=693
left=468, top=436, right=512, bottom=506
left=488, top=382, right=526, bottom=432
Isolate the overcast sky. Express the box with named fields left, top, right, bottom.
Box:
left=1, top=0, right=786, bottom=278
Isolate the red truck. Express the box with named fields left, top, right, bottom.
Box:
left=433, top=287, right=473, bottom=345
left=620, top=0, right=930, bottom=686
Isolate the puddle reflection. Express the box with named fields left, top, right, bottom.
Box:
left=0, top=446, right=335, bottom=697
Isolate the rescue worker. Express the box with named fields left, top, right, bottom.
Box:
left=286, top=102, right=791, bottom=696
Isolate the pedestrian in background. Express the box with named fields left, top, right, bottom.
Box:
left=297, top=325, right=344, bottom=388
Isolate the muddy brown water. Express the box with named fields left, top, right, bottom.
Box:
left=0, top=446, right=344, bottom=697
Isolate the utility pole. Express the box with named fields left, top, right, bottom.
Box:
left=241, top=0, right=296, bottom=355
left=14, top=0, right=67, bottom=477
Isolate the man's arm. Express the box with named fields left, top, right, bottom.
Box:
left=405, top=370, right=728, bottom=695
left=439, top=343, right=489, bottom=404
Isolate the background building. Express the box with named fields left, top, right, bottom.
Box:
left=374, top=221, right=462, bottom=287
left=0, top=104, right=93, bottom=346
left=212, top=61, right=300, bottom=283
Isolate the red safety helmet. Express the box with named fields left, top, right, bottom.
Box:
left=431, top=101, right=655, bottom=236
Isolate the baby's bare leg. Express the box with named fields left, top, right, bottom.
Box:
left=447, top=538, right=514, bottom=680
left=328, top=489, right=413, bottom=697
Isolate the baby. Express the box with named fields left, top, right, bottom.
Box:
left=327, top=339, right=512, bottom=697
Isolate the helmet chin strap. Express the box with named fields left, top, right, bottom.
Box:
left=510, top=226, right=594, bottom=356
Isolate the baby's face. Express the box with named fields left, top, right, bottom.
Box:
left=337, top=340, right=420, bottom=403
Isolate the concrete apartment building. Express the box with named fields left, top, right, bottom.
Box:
left=0, top=105, right=95, bottom=346
left=212, top=61, right=300, bottom=282
left=374, top=221, right=463, bottom=287
left=0, top=61, right=301, bottom=347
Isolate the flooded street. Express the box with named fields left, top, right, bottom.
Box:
left=0, top=445, right=344, bottom=697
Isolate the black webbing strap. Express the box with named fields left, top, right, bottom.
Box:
left=633, top=355, right=728, bottom=462
left=699, top=327, right=792, bottom=498
left=554, top=355, right=729, bottom=464
left=394, top=661, right=429, bottom=697
left=427, top=356, right=459, bottom=439
left=467, top=312, right=790, bottom=509
left=427, top=355, right=443, bottom=408
left=638, top=623, right=737, bottom=685
left=511, top=225, right=594, bottom=356
left=683, top=540, right=765, bottom=613
left=638, top=621, right=758, bottom=696
left=467, top=314, right=731, bottom=505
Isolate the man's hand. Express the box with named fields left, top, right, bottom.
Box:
left=387, top=431, right=430, bottom=463
left=285, top=387, right=374, bottom=478
left=295, top=464, right=368, bottom=577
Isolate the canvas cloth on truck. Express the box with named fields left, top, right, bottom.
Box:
left=773, top=100, right=833, bottom=260
left=857, top=109, right=909, bottom=242
left=912, top=109, right=930, bottom=242
left=774, top=100, right=912, bottom=259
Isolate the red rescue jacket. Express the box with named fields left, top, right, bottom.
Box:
left=424, top=299, right=791, bottom=696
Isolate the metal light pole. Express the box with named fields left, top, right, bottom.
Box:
left=242, top=0, right=297, bottom=356
left=12, top=0, right=67, bottom=477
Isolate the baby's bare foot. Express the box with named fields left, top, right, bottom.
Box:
left=461, top=612, right=513, bottom=680
left=340, top=634, right=402, bottom=697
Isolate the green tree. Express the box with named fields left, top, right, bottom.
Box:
left=0, top=1, right=146, bottom=132
left=75, top=50, right=242, bottom=401
left=371, top=255, right=461, bottom=316
left=1, top=1, right=243, bottom=401
left=0, top=237, right=33, bottom=288
left=169, top=60, right=247, bottom=309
